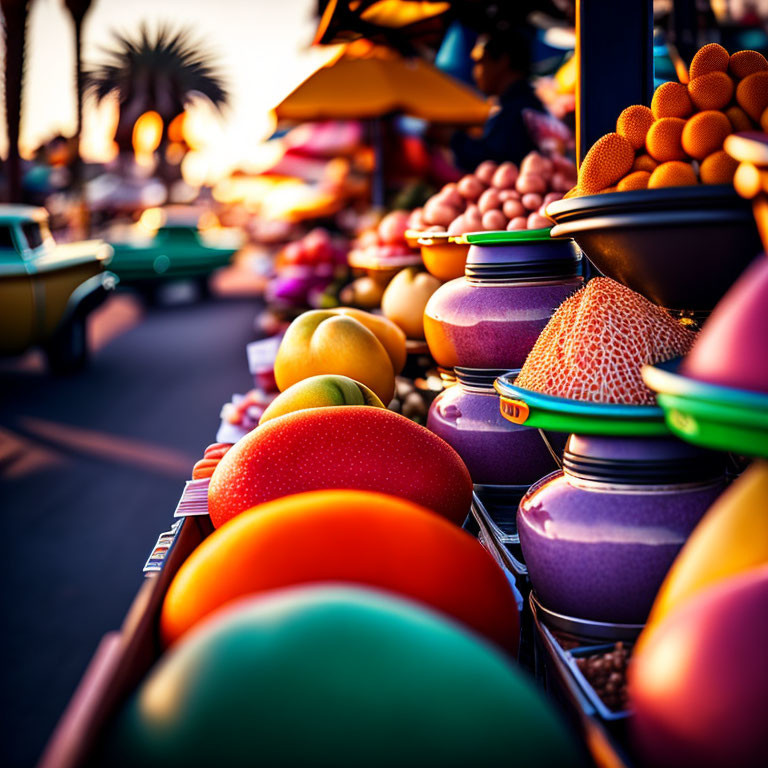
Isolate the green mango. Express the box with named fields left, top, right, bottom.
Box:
left=259, top=374, right=384, bottom=425
left=108, top=586, right=582, bottom=767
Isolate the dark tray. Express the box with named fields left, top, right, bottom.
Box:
left=547, top=186, right=760, bottom=312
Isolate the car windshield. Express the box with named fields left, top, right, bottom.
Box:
left=22, top=222, right=45, bottom=249
left=0, top=226, right=15, bottom=250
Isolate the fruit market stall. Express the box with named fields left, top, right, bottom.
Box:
left=38, top=22, right=768, bottom=768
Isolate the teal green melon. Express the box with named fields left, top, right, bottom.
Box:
left=108, top=586, right=582, bottom=767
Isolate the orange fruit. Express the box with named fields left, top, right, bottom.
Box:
left=699, top=150, right=739, bottom=185
left=648, top=161, right=698, bottom=189
left=633, top=154, right=659, bottom=173
left=681, top=111, right=732, bottom=159
left=577, top=133, right=635, bottom=194
left=598, top=185, right=618, bottom=194
left=725, top=105, right=754, bottom=132
left=646, top=117, right=687, bottom=162
left=563, top=186, right=580, bottom=199
left=689, top=43, right=730, bottom=80
left=688, top=71, right=735, bottom=111
left=762, top=107, right=768, bottom=133
left=617, top=105, right=655, bottom=149
left=617, top=171, right=651, bottom=191
left=736, top=71, right=768, bottom=121
left=160, top=489, right=520, bottom=652
left=729, top=50, right=768, bottom=80
left=651, top=82, right=693, bottom=119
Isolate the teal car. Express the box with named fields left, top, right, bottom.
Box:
left=107, top=207, right=242, bottom=299
left=0, top=205, right=116, bottom=373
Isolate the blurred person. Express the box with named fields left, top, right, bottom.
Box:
left=450, top=28, right=543, bottom=171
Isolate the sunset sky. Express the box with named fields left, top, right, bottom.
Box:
left=1, top=0, right=337, bottom=179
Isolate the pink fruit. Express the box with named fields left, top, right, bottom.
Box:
left=552, top=155, right=577, bottom=175
left=478, top=188, right=502, bottom=214
left=378, top=211, right=410, bottom=245
left=463, top=205, right=483, bottom=231
left=499, top=189, right=521, bottom=201
left=543, top=192, right=564, bottom=206
left=358, top=230, right=380, bottom=248
left=407, top=208, right=425, bottom=229
left=447, top=216, right=467, bottom=236
left=491, top=162, right=519, bottom=190
left=507, top=217, right=528, bottom=230
left=527, top=213, right=552, bottom=229
left=630, top=566, right=768, bottom=768
left=551, top=172, right=575, bottom=192
left=516, top=174, right=547, bottom=195
left=482, top=209, right=507, bottom=231
left=522, top=193, right=543, bottom=211
left=457, top=175, right=486, bottom=200
left=475, top=160, right=499, bottom=184
left=424, top=200, right=459, bottom=228
left=437, top=183, right=465, bottom=210
left=283, top=241, right=305, bottom=266
left=502, top=199, right=525, bottom=219
left=520, top=152, right=550, bottom=176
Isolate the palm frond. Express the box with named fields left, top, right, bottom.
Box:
left=84, top=22, right=229, bottom=115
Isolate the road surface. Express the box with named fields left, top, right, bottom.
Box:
left=1, top=287, right=260, bottom=766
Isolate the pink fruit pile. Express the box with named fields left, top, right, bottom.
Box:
left=409, top=153, right=578, bottom=234
left=280, top=228, right=348, bottom=268
left=220, top=389, right=277, bottom=433
left=347, top=210, right=419, bottom=268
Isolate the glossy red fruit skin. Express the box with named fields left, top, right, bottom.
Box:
left=629, top=565, right=768, bottom=768
left=208, top=406, right=473, bottom=528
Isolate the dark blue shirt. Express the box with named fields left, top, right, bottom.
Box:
left=450, top=79, right=543, bottom=171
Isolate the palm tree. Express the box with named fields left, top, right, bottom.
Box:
left=1, top=0, right=31, bottom=202
left=85, top=23, right=228, bottom=172
left=63, top=0, right=93, bottom=189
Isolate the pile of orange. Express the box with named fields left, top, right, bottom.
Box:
left=572, top=44, right=768, bottom=195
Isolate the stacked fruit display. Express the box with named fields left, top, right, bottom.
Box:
left=572, top=44, right=768, bottom=194
left=346, top=210, right=421, bottom=271
left=98, top=302, right=591, bottom=766
left=266, top=227, right=348, bottom=309
left=410, top=153, right=577, bottom=234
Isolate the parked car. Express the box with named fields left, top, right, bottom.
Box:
left=106, top=206, right=242, bottom=300
left=0, top=205, right=116, bottom=373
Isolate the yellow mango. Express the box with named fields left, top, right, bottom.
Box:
left=331, top=307, right=407, bottom=374
left=274, top=310, right=396, bottom=403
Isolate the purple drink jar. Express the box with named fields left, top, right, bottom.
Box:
left=423, top=236, right=583, bottom=370
left=518, top=434, right=726, bottom=625
left=427, top=368, right=559, bottom=486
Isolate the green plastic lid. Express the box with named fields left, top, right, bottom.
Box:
left=464, top=228, right=558, bottom=244
left=644, top=359, right=768, bottom=458
left=494, top=376, right=669, bottom=436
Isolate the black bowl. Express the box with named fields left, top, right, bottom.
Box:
left=547, top=186, right=760, bottom=313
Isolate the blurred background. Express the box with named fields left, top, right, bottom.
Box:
left=1, top=1, right=767, bottom=766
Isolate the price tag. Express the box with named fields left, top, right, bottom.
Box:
left=247, top=335, right=282, bottom=375
left=143, top=519, right=183, bottom=573
left=173, top=478, right=211, bottom=518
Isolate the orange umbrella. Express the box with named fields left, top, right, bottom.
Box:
left=274, top=41, right=490, bottom=125
left=314, top=0, right=451, bottom=45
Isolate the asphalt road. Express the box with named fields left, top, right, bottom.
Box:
left=0, top=288, right=259, bottom=767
